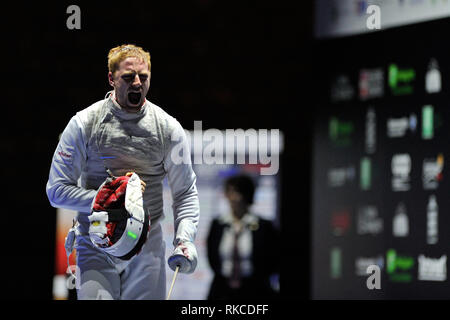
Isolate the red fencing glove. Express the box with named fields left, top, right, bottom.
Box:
left=90, top=176, right=130, bottom=247
left=93, top=176, right=129, bottom=211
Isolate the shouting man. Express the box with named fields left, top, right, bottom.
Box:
left=46, top=44, right=199, bottom=299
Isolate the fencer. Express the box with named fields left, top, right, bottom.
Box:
left=46, top=44, right=199, bottom=300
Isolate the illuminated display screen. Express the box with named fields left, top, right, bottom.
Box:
left=311, top=18, right=450, bottom=299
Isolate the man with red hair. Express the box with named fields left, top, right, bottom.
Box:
left=47, top=44, right=199, bottom=299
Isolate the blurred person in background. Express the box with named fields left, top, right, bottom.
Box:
left=207, top=174, right=280, bottom=300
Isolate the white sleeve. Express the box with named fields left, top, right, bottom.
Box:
left=46, top=115, right=97, bottom=213
left=164, top=121, right=200, bottom=245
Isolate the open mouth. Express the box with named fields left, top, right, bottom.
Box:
left=128, top=92, right=142, bottom=105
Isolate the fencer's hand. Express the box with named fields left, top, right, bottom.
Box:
left=126, top=172, right=146, bottom=193
left=168, top=241, right=198, bottom=274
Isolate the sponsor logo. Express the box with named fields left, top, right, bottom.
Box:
left=328, top=166, right=356, bottom=187
left=331, top=75, right=355, bottom=102
left=329, top=117, right=354, bottom=147
left=330, top=247, right=342, bottom=279
left=360, top=157, right=372, bottom=191
left=386, top=249, right=414, bottom=283
left=418, top=255, right=446, bottom=282
left=426, top=195, right=438, bottom=245
left=422, top=105, right=434, bottom=140
left=58, top=151, right=72, bottom=158
left=357, top=205, right=383, bottom=235
left=355, top=255, right=384, bottom=276
left=331, top=209, right=351, bottom=236
left=387, top=114, right=417, bottom=138
left=388, top=64, right=415, bottom=96
left=422, top=153, right=444, bottom=190
left=425, top=58, right=441, bottom=94
left=391, top=154, right=411, bottom=191
left=393, top=202, right=409, bottom=237
left=365, top=107, right=376, bottom=154
left=359, top=68, right=384, bottom=100
left=421, top=105, right=444, bottom=140
left=56, top=148, right=74, bottom=165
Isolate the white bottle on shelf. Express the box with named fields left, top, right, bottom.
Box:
left=427, top=195, right=438, bottom=245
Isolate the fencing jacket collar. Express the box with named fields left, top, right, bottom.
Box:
left=107, top=90, right=148, bottom=121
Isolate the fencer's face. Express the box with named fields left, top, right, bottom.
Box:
left=108, top=57, right=150, bottom=112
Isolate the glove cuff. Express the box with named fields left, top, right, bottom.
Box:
left=168, top=241, right=198, bottom=274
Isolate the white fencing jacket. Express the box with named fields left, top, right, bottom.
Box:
left=46, top=93, right=199, bottom=245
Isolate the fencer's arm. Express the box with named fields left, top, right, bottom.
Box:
left=164, top=121, right=200, bottom=245
left=46, top=116, right=97, bottom=213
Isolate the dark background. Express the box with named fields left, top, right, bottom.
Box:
left=1, top=2, right=314, bottom=300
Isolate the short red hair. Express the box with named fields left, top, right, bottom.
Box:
left=108, top=44, right=151, bottom=75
